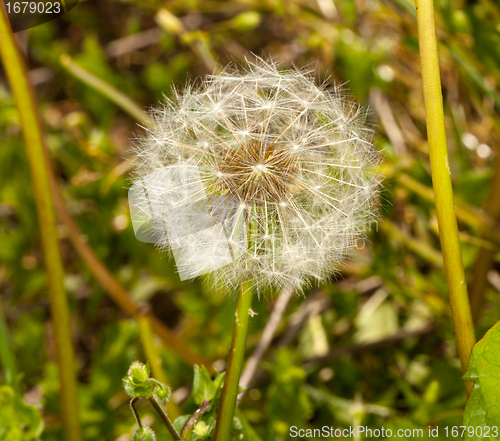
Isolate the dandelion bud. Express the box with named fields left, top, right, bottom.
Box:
left=129, top=59, right=380, bottom=293
left=132, top=426, right=156, bottom=441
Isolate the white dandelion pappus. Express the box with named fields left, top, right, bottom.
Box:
left=129, top=59, right=380, bottom=293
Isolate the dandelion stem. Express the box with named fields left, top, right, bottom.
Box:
left=0, top=5, right=82, bottom=439
left=213, top=280, right=253, bottom=441
left=415, top=0, right=475, bottom=396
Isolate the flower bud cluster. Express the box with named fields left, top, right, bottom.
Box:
left=122, top=361, right=171, bottom=402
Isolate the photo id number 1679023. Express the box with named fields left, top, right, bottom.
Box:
left=5, top=2, right=62, bottom=14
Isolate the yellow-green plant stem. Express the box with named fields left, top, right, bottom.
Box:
left=415, top=0, right=475, bottom=396
left=213, top=280, right=253, bottom=441
left=469, top=160, right=500, bottom=323
left=137, top=314, right=180, bottom=419
left=0, top=6, right=82, bottom=440
left=60, top=54, right=152, bottom=127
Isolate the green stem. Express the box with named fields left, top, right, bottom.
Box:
left=130, top=398, right=143, bottom=429
left=181, top=400, right=210, bottom=439
left=415, top=0, right=475, bottom=396
left=213, top=279, right=253, bottom=441
left=0, top=6, right=82, bottom=439
left=148, top=396, right=181, bottom=440
left=0, top=304, right=18, bottom=392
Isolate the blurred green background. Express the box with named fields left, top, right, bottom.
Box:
left=1, top=0, right=500, bottom=439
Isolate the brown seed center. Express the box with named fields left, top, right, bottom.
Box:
left=216, top=141, right=298, bottom=204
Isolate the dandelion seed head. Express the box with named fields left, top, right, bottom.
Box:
left=129, top=58, right=381, bottom=294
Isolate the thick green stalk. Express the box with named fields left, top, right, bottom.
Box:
left=213, top=280, right=253, bottom=441
left=0, top=6, right=82, bottom=439
left=415, top=0, right=475, bottom=396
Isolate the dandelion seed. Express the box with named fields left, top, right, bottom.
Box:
left=129, top=58, right=381, bottom=294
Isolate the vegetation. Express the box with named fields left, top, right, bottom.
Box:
left=0, top=0, right=500, bottom=439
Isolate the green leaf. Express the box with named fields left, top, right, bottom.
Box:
left=463, top=321, right=500, bottom=440
left=213, top=370, right=225, bottom=393
left=173, top=415, right=190, bottom=435
left=192, top=365, right=224, bottom=406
